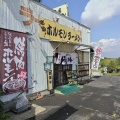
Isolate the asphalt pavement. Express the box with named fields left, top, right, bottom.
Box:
left=9, top=76, right=120, bottom=120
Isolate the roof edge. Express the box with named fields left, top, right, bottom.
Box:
left=30, top=0, right=90, bottom=30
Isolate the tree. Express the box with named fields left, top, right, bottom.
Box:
left=115, top=57, right=120, bottom=72
left=100, top=59, right=105, bottom=67
left=116, top=57, right=120, bottom=65
left=107, top=61, right=116, bottom=73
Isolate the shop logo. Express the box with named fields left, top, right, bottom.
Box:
left=20, top=6, right=39, bottom=26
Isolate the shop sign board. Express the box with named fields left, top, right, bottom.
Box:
left=56, top=52, right=77, bottom=65
left=92, top=47, right=102, bottom=70
left=0, top=29, right=27, bottom=95
left=39, top=17, right=82, bottom=44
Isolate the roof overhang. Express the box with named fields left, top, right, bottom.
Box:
left=50, top=40, right=81, bottom=45
left=73, top=44, right=94, bottom=52
left=50, top=41, right=81, bottom=52
left=50, top=41, right=94, bottom=53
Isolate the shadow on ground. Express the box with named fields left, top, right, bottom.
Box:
left=92, top=76, right=102, bottom=79
left=27, top=104, right=78, bottom=120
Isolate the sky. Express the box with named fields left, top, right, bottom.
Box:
left=42, top=0, right=120, bottom=58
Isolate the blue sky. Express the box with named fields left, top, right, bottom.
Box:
left=42, top=0, right=120, bottom=58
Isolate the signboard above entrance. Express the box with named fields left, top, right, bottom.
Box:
left=39, top=17, right=82, bottom=44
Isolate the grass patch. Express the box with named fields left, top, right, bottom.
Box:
left=105, top=72, right=120, bottom=76
left=0, top=94, right=11, bottom=120
left=0, top=112, right=10, bottom=120
left=92, top=70, right=99, bottom=72
left=92, top=68, right=102, bottom=73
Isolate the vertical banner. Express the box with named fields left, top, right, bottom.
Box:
left=0, top=29, right=27, bottom=94
left=92, top=47, right=102, bottom=70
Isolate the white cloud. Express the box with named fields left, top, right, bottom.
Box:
left=91, top=39, right=120, bottom=58
left=81, top=0, right=120, bottom=28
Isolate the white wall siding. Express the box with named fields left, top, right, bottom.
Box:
left=0, top=0, right=26, bottom=32
left=27, top=37, right=53, bottom=93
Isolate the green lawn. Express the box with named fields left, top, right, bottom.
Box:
left=105, top=72, right=120, bottom=76
left=92, top=69, right=120, bottom=76
left=92, top=68, right=102, bottom=73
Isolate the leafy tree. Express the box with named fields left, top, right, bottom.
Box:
left=107, top=60, right=116, bottom=73
left=116, top=57, right=120, bottom=65
left=108, top=61, right=116, bottom=67
left=99, top=57, right=120, bottom=74
left=100, top=59, right=105, bottom=67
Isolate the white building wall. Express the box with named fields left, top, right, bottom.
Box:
left=0, top=0, right=90, bottom=102
left=27, top=37, right=53, bottom=93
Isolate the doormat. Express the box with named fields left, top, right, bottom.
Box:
left=55, top=84, right=81, bottom=95
left=43, top=104, right=78, bottom=120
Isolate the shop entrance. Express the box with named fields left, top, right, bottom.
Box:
left=54, top=64, right=72, bottom=87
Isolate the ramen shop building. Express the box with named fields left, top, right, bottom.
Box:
left=0, top=0, right=91, bottom=102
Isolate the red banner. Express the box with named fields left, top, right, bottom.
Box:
left=0, top=29, right=27, bottom=94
